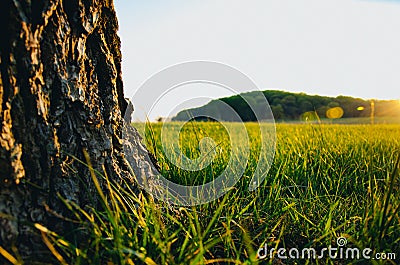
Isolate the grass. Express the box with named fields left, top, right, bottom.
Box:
left=4, top=123, right=399, bottom=264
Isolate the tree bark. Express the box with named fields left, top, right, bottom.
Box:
left=0, top=0, right=151, bottom=260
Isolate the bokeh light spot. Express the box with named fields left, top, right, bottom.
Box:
left=326, top=107, right=344, bottom=119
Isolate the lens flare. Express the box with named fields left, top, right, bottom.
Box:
left=301, top=111, right=319, bottom=122
left=326, top=107, right=344, bottom=119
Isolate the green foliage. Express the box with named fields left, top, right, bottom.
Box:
left=11, top=123, right=399, bottom=264
left=172, top=90, right=400, bottom=122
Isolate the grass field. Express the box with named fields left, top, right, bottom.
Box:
left=40, top=123, right=399, bottom=264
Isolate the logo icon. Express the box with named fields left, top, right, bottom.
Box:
left=337, top=237, right=348, bottom=247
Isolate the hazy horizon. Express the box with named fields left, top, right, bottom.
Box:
left=114, top=0, right=400, bottom=121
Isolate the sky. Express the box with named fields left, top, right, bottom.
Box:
left=114, top=0, right=400, bottom=121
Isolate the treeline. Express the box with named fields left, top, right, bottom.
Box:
left=172, top=90, right=400, bottom=122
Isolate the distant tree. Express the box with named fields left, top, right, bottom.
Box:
left=298, top=99, right=313, bottom=114
left=271, top=104, right=285, bottom=120
left=328, top=102, right=340, bottom=108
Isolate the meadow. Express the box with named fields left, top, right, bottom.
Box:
left=37, top=123, right=399, bottom=264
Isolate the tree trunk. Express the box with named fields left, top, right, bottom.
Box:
left=0, top=0, right=152, bottom=260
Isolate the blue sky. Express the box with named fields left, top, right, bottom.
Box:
left=114, top=0, right=400, bottom=121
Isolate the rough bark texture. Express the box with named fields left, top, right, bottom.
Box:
left=0, top=0, right=153, bottom=260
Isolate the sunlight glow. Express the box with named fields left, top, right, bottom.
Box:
left=326, top=107, right=344, bottom=119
